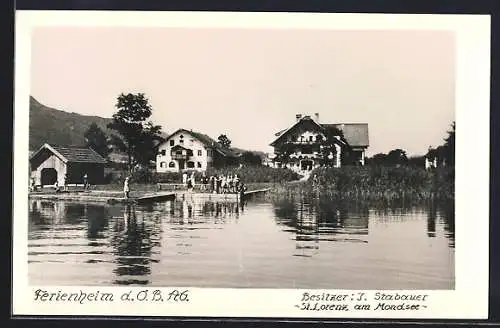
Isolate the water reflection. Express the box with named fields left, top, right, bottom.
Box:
left=441, top=200, right=455, bottom=247
left=273, top=197, right=455, bottom=257
left=110, top=205, right=158, bottom=285
left=273, top=198, right=370, bottom=257
left=28, top=197, right=455, bottom=289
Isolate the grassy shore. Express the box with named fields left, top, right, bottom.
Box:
left=271, top=166, right=454, bottom=202
left=113, top=165, right=301, bottom=184
left=79, top=165, right=454, bottom=203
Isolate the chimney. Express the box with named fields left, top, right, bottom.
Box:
left=314, top=112, right=319, bottom=122
left=296, top=114, right=302, bottom=122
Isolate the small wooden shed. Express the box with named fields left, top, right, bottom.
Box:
left=29, top=144, right=107, bottom=186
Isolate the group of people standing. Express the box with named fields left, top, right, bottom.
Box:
left=182, top=172, right=246, bottom=194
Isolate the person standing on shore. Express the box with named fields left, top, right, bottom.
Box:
left=187, top=175, right=193, bottom=191
left=62, top=174, right=67, bottom=192
left=234, top=174, right=240, bottom=190
left=216, top=175, right=222, bottom=194
left=30, top=177, right=35, bottom=192
left=83, top=173, right=89, bottom=190
left=124, top=177, right=130, bottom=199
left=201, top=172, right=208, bottom=192
left=312, top=174, right=319, bottom=188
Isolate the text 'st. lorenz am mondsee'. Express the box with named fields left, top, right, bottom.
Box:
left=33, top=289, right=430, bottom=313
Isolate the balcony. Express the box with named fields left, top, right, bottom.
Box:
left=286, top=140, right=322, bottom=145
left=171, top=148, right=193, bottom=160
left=172, top=154, right=189, bottom=160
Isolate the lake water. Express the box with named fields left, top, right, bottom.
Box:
left=28, top=197, right=455, bottom=289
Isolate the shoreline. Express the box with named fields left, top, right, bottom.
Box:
left=28, top=187, right=273, bottom=204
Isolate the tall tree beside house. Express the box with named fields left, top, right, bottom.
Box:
left=318, top=127, right=344, bottom=166
left=274, top=143, right=296, bottom=166
left=425, top=121, right=455, bottom=167
left=107, top=93, right=164, bottom=172
left=443, top=121, right=455, bottom=167
left=84, top=122, right=112, bottom=159
left=217, top=134, right=232, bottom=149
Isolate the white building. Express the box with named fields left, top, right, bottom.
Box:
left=156, top=129, right=240, bottom=173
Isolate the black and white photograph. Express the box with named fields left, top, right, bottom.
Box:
left=13, top=11, right=490, bottom=319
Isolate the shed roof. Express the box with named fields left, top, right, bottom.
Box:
left=30, top=144, right=107, bottom=164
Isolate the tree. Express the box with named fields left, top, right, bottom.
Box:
left=319, top=127, right=344, bottom=166
left=369, top=153, right=388, bottom=165
left=241, top=151, right=263, bottom=166
left=443, top=121, right=455, bottom=167
left=84, top=122, right=111, bottom=159
left=386, top=148, right=408, bottom=165
left=218, top=134, right=232, bottom=149
left=107, top=93, right=164, bottom=172
left=274, top=143, right=296, bottom=166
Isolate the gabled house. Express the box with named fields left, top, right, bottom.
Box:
left=156, top=129, right=241, bottom=173
left=29, top=143, right=107, bottom=186
left=270, top=113, right=369, bottom=173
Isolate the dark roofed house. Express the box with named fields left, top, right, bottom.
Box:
left=156, top=129, right=241, bottom=172
left=30, top=143, right=107, bottom=186
left=270, top=113, right=369, bottom=173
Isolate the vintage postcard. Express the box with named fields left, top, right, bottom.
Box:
left=13, top=11, right=490, bottom=319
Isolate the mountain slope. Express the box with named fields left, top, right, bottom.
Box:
left=29, top=96, right=169, bottom=152
left=29, top=96, right=115, bottom=151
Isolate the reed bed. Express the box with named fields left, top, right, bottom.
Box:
left=260, top=166, right=454, bottom=203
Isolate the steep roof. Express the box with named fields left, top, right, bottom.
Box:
left=269, top=116, right=326, bottom=147
left=30, top=143, right=107, bottom=164
left=162, top=129, right=241, bottom=158
left=271, top=117, right=369, bottom=148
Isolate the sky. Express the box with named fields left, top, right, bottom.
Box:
left=30, top=27, right=455, bottom=156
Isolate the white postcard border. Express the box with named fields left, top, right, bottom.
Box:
left=13, top=11, right=491, bottom=319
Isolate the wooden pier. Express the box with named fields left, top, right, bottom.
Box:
left=28, top=191, right=175, bottom=205
left=135, top=192, right=176, bottom=204
left=243, top=188, right=272, bottom=198
left=28, top=188, right=270, bottom=205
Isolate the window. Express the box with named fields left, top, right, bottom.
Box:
left=179, top=139, right=184, bottom=144
left=197, top=162, right=202, bottom=168
left=169, top=161, right=175, bottom=168
left=309, top=136, right=313, bottom=142
left=161, top=149, right=166, bottom=156
left=190, top=139, right=194, bottom=146
left=170, top=140, right=174, bottom=146
left=187, top=161, right=195, bottom=168
left=160, top=162, right=166, bottom=168
left=197, top=150, right=202, bottom=156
